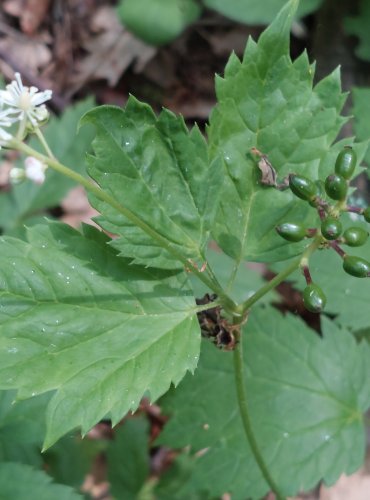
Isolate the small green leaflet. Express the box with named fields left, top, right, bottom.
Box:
left=208, top=0, right=359, bottom=265
left=0, top=462, right=83, bottom=500
left=82, top=97, right=223, bottom=269
left=0, top=222, right=200, bottom=448
left=158, top=306, right=370, bottom=499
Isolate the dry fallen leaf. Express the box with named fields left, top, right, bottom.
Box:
left=0, top=35, right=51, bottom=71
left=68, top=6, right=156, bottom=95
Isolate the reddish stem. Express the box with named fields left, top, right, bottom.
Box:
left=302, top=265, right=312, bottom=285
left=329, top=241, right=346, bottom=259
left=345, top=205, right=363, bottom=214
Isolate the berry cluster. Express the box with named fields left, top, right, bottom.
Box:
left=276, top=146, right=370, bottom=313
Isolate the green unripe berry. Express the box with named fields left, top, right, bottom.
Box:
left=324, top=174, right=348, bottom=201
left=342, top=227, right=369, bottom=247
left=321, top=217, right=342, bottom=240
left=303, top=284, right=326, bottom=313
left=276, top=223, right=306, bottom=242
left=289, top=174, right=317, bottom=201
left=309, top=180, right=326, bottom=207
left=335, top=146, right=357, bottom=180
left=343, top=255, right=370, bottom=278
left=363, top=206, right=370, bottom=223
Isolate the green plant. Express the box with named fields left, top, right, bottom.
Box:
left=117, top=0, right=323, bottom=46
left=1, top=1, right=370, bottom=498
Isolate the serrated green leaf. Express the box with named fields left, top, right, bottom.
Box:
left=0, top=222, right=200, bottom=448
left=204, top=0, right=322, bottom=25
left=0, top=462, right=83, bottom=499
left=0, top=99, right=95, bottom=234
left=208, top=0, right=351, bottom=266
left=158, top=307, right=370, bottom=499
left=107, top=417, right=150, bottom=499
left=0, top=391, right=49, bottom=466
left=81, top=97, right=223, bottom=269
left=118, top=0, right=201, bottom=46
left=345, top=0, right=370, bottom=61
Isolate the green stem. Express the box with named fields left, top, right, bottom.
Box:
left=34, top=127, right=55, bottom=159
left=238, top=236, right=322, bottom=314
left=233, top=330, right=286, bottom=500
left=11, top=138, right=237, bottom=312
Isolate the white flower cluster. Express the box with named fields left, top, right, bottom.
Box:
left=0, top=73, right=52, bottom=184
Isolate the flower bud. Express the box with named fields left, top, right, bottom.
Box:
left=9, top=167, right=26, bottom=185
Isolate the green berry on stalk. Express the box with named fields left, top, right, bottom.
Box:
left=342, top=227, right=369, bottom=247
left=309, top=180, right=326, bottom=207
left=335, top=146, right=357, bottom=180
left=343, top=255, right=370, bottom=278
left=321, top=217, right=342, bottom=240
left=303, top=284, right=326, bottom=313
left=363, top=206, right=370, bottom=223
left=276, top=223, right=306, bottom=242
left=324, top=174, right=348, bottom=201
left=289, top=174, right=317, bottom=201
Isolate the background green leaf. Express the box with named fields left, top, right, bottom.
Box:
left=0, top=462, right=83, bottom=499
left=118, top=0, right=201, bottom=46
left=0, top=99, right=94, bottom=237
left=107, top=417, right=150, bottom=499
left=353, top=87, right=370, bottom=169
left=0, top=391, right=49, bottom=466
left=158, top=306, right=370, bottom=498
left=208, top=0, right=368, bottom=267
left=82, top=97, right=223, bottom=269
left=204, top=0, right=323, bottom=25
left=345, top=0, right=370, bottom=62
left=0, top=222, right=199, bottom=448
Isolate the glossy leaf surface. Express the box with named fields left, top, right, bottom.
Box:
left=0, top=223, right=199, bottom=448
left=82, top=97, right=223, bottom=269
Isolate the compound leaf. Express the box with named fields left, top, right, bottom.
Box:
left=158, top=306, right=370, bottom=499
left=208, top=0, right=352, bottom=265
left=82, top=97, right=223, bottom=269
left=0, top=222, right=200, bottom=448
left=0, top=462, right=82, bottom=500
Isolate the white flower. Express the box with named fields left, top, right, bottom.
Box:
left=9, top=167, right=26, bottom=184
left=0, top=73, right=52, bottom=126
left=0, top=107, right=16, bottom=147
left=24, top=156, right=47, bottom=184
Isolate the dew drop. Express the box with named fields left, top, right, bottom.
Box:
left=283, top=432, right=289, bottom=438
left=31, top=392, right=36, bottom=397
left=7, top=347, right=18, bottom=354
